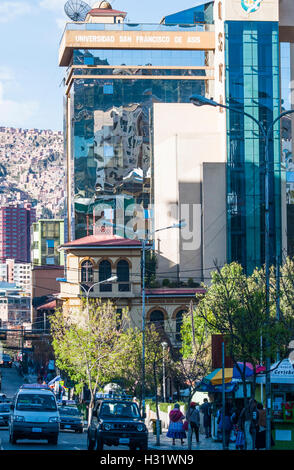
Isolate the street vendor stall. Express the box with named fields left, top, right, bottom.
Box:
left=196, top=363, right=256, bottom=441
left=256, top=358, right=294, bottom=450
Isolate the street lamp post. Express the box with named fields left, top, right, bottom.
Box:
left=141, top=220, right=186, bottom=418
left=93, top=219, right=186, bottom=421
left=190, top=94, right=294, bottom=450
left=80, top=276, right=118, bottom=318
left=161, top=341, right=168, bottom=402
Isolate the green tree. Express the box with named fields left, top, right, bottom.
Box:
left=278, top=257, right=294, bottom=351
left=50, top=299, right=126, bottom=424
left=114, top=324, right=173, bottom=403
left=181, top=262, right=292, bottom=401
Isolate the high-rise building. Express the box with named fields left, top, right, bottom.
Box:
left=32, top=219, right=65, bottom=266
left=0, top=203, right=36, bottom=264
left=59, top=1, right=294, bottom=280
left=59, top=1, right=213, bottom=243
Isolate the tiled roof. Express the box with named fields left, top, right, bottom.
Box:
left=37, top=300, right=56, bottom=310
left=89, top=8, right=127, bottom=16
left=60, top=234, right=142, bottom=249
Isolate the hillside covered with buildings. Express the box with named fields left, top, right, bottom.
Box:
left=0, top=127, right=65, bottom=219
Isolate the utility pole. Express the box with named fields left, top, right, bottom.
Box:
left=276, top=255, right=280, bottom=362
left=190, top=300, right=196, bottom=350
left=222, top=341, right=226, bottom=450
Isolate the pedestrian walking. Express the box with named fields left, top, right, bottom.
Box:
left=201, top=398, right=212, bottom=438
left=186, top=402, right=200, bottom=444
left=217, top=403, right=233, bottom=450
left=166, top=403, right=186, bottom=445
left=250, top=399, right=259, bottom=450
left=255, top=402, right=266, bottom=450
left=238, top=398, right=257, bottom=450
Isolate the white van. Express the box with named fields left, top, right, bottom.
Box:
left=9, top=384, right=60, bottom=444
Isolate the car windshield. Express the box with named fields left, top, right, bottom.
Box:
left=0, top=404, right=9, bottom=412
left=16, top=393, right=57, bottom=411
left=100, top=402, right=140, bottom=418
left=59, top=407, right=80, bottom=416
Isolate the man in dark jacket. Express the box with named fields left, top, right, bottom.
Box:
left=201, top=398, right=212, bottom=438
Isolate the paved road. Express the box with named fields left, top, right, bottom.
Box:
left=0, top=366, right=147, bottom=451
left=0, top=365, right=24, bottom=399
left=0, top=365, right=223, bottom=452
left=0, top=427, right=87, bottom=450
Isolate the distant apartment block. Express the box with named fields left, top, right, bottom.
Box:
left=0, top=203, right=36, bottom=263
left=32, top=219, right=65, bottom=266
left=0, top=259, right=31, bottom=294
left=0, top=282, right=31, bottom=327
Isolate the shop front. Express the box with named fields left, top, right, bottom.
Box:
left=256, top=359, right=294, bottom=450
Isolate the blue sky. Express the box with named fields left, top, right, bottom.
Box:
left=0, top=0, right=196, bottom=131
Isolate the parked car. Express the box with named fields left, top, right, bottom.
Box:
left=0, top=354, right=12, bottom=368
left=58, top=401, right=84, bottom=433
left=87, top=397, right=148, bottom=451
left=0, top=402, right=10, bottom=427
left=0, top=393, right=7, bottom=402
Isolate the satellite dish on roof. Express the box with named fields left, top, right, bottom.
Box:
left=64, top=0, right=92, bottom=22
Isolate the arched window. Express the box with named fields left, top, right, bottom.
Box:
left=175, top=310, right=186, bottom=342
left=149, top=310, right=165, bottom=330
left=117, top=260, right=130, bottom=292
left=81, top=260, right=94, bottom=283
left=99, top=260, right=112, bottom=292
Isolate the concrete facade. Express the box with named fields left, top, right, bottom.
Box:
left=153, top=103, right=225, bottom=282
left=56, top=234, right=204, bottom=347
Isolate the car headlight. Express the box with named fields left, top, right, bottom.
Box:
left=137, top=424, right=145, bottom=432
left=103, top=423, right=112, bottom=431
left=49, top=417, right=60, bottom=423
left=14, top=415, right=25, bottom=422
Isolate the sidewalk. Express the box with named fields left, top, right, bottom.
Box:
left=148, top=431, right=223, bottom=451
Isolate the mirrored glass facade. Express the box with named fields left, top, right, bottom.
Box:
left=225, top=21, right=281, bottom=273
left=68, top=47, right=209, bottom=240
left=280, top=42, right=294, bottom=258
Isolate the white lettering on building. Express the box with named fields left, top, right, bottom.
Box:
left=135, top=36, right=170, bottom=44
left=187, top=37, right=201, bottom=44
left=75, top=35, right=115, bottom=43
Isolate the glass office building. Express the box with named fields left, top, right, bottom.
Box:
left=70, top=48, right=207, bottom=240
left=59, top=0, right=294, bottom=277
left=59, top=2, right=214, bottom=241
left=225, top=21, right=281, bottom=272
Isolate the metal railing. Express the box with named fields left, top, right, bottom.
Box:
left=60, top=22, right=214, bottom=43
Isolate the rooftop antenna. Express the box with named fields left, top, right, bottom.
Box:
left=64, top=0, right=92, bottom=22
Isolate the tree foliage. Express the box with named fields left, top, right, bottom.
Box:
left=181, top=262, right=294, bottom=399
left=50, top=299, right=127, bottom=422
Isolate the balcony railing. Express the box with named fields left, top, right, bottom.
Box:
left=60, top=22, right=214, bottom=43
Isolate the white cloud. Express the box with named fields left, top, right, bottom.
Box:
left=56, top=16, right=67, bottom=30
left=0, top=81, right=39, bottom=128
left=39, top=0, right=66, bottom=12
left=0, top=2, right=32, bottom=23
left=0, top=67, right=15, bottom=82
left=40, top=0, right=94, bottom=12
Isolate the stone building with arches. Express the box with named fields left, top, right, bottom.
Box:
left=55, top=233, right=204, bottom=348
